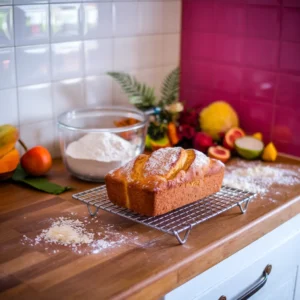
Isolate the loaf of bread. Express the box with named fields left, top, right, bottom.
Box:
left=105, top=147, right=225, bottom=216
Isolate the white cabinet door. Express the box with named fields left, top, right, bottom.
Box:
left=164, top=214, right=300, bottom=300
left=198, top=239, right=299, bottom=300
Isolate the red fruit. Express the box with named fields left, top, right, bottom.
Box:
left=208, top=146, right=231, bottom=163
left=193, top=132, right=214, bottom=153
left=223, top=127, right=245, bottom=150
left=21, top=146, right=52, bottom=176
left=178, top=124, right=196, bottom=140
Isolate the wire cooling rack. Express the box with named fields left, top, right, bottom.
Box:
left=72, top=186, right=256, bottom=244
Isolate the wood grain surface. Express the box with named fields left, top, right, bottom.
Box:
left=0, top=156, right=300, bottom=300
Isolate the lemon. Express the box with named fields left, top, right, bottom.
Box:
left=252, top=132, right=263, bottom=141
left=199, top=101, right=239, bottom=140
left=262, top=142, right=277, bottom=162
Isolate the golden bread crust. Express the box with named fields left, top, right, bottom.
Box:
left=105, top=147, right=225, bottom=216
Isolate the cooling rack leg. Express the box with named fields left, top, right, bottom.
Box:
left=238, top=200, right=250, bottom=214
left=173, top=226, right=192, bottom=245
left=87, top=204, right=99, bottom=217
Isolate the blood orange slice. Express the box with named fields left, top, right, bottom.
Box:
left=223, top=127, right=245, bottom=150
left=208, top=146, right=231, bottom=163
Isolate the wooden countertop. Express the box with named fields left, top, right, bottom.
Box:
left=1, top=156, right=300, bottom=300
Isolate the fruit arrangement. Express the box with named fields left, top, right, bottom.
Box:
left=0, top=124, right=69, bottom=194
left=121, top=100, right=278, bottom=164
left=109, top=67, right=279, bottom=164
left=195, top=102, right=278, bottom=163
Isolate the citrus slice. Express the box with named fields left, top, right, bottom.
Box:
left=223, top=127, right=245, bottom=150
left=208, top=145, right=230, bottom=163
left=235, top=136, right=264, bottom=160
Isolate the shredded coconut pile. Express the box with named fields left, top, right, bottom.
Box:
left=22, top=216, right=138, bottom=255
left=35, top=217, right=94, bottom=246
left=224, top=161, right=300, bottom=196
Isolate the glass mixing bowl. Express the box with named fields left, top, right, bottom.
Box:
left=57, top=106, right=148, bottom=182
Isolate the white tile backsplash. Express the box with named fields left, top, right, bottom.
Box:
left=114, top=37, right=139, bottom=70
left=51, top=41, right=83, bottom=81
left=84, top=38, right=113, bottom=75
left=83, top=3, right=113, bottom=39
left=16, top=44, right=51, bottom=86
left=14, top=5, right=49, bottom=46
left=0, top=89, right=18, bottom=125
left=162, top=1, right=181, bottom=33
left=0, top=6, right=14, bottom=47
left=20, top=120, right=55, bottom=154
left=18, top=83, right=53, bottom=124
left=163, top=33, right=180, bottom=65
left=85, top=75, right=112, bottom=106
left=53, top=78, right=85, bottom=116
left=50, top=4, right=82, bottom=43
left=138, top=1, right=162, bottom=35
left=14, top=0, right=48, bottom=5
left=0, top=0, right=12, bottom=5
left=0, top=47, right=16, bottom=89
left=0, top=0, right=181, bottom=157
left=50, top=0, right=80, bottom=3
left=138, top=35, right=163, bottom=68
left=113, top=2, right=138, bottom=37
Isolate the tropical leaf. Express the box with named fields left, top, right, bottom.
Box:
left=107, top=72, right=156, bottom=110
left=159, top=67, right=180, bottom=106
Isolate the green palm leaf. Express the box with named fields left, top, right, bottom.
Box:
left=107, top=72, right=156, bottom=110
left=159, top=67, right=180, bottom=106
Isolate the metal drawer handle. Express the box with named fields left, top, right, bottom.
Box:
left=219, top=264, right=272, bottom=300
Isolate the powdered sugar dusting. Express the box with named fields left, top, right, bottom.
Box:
left=144, top=147, right=182, bottom=177
left=21, top=216, right=139, bottom=255
left=224, top=160, right=300, bottom=200
left=193, top=150, right=211, bottom=169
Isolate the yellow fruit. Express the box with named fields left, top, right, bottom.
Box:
left=262, top=142, right=277, bottom=162
left=0, top=148, right=20, bottom=174
left=150, top=135, right=171, bottom=151
left=199, top=101, right=239, bottom=140
left=252, top=132, right=263, bottom=141
left=145, top=135, right=152, bottom=150
left=0, top=124, right=19, bottom=158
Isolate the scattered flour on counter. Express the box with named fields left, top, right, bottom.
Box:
left=22, top=216, right=139, bottom=255
left=223, top=161, right=300, bottom=196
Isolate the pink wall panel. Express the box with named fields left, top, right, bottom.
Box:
left=180, top=0, right=300, bottom=156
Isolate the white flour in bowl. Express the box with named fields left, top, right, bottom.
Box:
left=65, top=132, right=137, bottom=179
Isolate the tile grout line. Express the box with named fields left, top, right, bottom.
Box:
left=48, top=2, right=58, bottom=156
left=12, top=3, right=21, bottom=141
